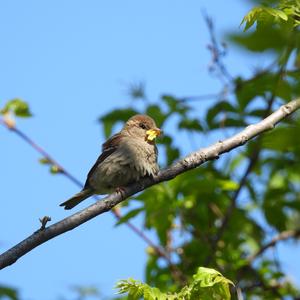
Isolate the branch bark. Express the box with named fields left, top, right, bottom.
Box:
left=1, top=99, right=300, bottom=270
left=0, top=119, right=171, bottom=262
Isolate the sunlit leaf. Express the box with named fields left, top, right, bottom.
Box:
left=115, top=208, right=144, bottom=226
left=116, top=267, right=233, bottom=300
left=1, top=99, right=32, bottom=117
left=241, top=6, right=288, bottom=31
left=216, top=179, right=239, bottom=191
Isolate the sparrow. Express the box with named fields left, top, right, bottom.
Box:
left=60, top=114, right=162, bottom=209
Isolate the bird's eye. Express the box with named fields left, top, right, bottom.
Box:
left=139, top=123, right=147, bottom=129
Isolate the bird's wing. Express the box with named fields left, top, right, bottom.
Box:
left=84, top=133, right=123, bottom=188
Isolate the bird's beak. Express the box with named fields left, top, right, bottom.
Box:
left=146, top=128, right=162, bottom=141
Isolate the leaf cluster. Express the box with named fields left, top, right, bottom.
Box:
left=116, top=267, right=233, bottom=300
left=98, top=2, right=300, bottom=299
left=1, top=1, right=300, bottom=299
left=241, top=0, right=300, bottom=30
left=0, top=99, right=32, bottom=118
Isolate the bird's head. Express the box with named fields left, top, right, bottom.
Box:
left=124, top=114, right=162, bottom=143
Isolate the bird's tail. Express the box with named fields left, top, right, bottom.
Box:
left=59, top=188, right=94, bottom=210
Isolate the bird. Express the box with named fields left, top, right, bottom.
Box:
left=60, top=114, right=161, bottom=209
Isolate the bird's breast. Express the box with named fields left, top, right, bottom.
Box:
left=88, top=138, right=158, bottom=193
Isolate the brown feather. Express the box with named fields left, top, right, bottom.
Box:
left=84, top=133, right=123, bottom=189
left=60, top=114, right=160, bottom=210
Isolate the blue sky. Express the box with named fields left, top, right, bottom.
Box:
left=1, top=1, right=298, bottom=299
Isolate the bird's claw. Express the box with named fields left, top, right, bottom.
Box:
left=115, top=186, right=126, bottom=199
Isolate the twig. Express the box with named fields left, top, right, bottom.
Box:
left=0, top=118, right=182, bottom=279
left=235, top=229, right=298, bottom=299
left=38, top=216, right=51, bottom=231
left=0, top=119, right=158, bottom=234
left=203, top=13, right=233, bottom=84
left=247, top=229, right=300, bottom=264
left=236, top=287, right=244, bottom=300
left=0, top=99, right=299, bottom=269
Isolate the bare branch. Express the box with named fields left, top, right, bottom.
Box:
left=1, top=118, right=180, bottom=278
left=247, top=229, right=300, bottom=264
left=203, top=13, right=233, bottom=84
left=1, top=121, right=169, bottom=244
left=38, top=216, right=52, bottom=231
left=0, top=99, right=299, bottom=270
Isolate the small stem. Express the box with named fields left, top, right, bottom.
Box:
left=247, top=229, right=300, bottom=264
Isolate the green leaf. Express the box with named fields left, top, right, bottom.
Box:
left=210, top=117, right=247, bottom=129
left=192, top=267, right=234, bottom=287
left=138, top=184, right=176, bottom=246
left=216, top=179, right=239, bottom=191
left=0, top=285, right=19, bottom=300
left=115, top=208, right=144, bottom=226
left=241, top=6, right=288, bottom=31
left=166, top=145, right=180, bottom=165
left=161, top=94, right=189, bottom=115
left=263, top=185, right=288, bottom=231
left=145, top=105, right=167, bottom=127
left=275, top=78, right=293, bottom=100
left=235, top=72, right=280, bottom=109
left=240, top=7, right=264, bottom=31
left=0, top=98, right=32, bottom=117
left=99, top=108, right=139, bottom=138
left=248, top=108, right=268, bottom=118
left=228, top=153, right=246, bottom=173
left=230, top=25, right=290, bottom=53
left=264, top=7, right=288, bottom=21
left=261, top=126, right=300, bottom=151
left=39, top=157, right=51, bottom=165
left=50, top=165, right=61, bottom=174
left=206, top=100, right=237, bottom=127
left=178, top=118, right=203, bottom=131
left=116, top=267, right=233, bottom=300
left=116, top=279, right=169, bottom=300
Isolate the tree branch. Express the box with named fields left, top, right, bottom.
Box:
left=204, top=94, right=277, bottom=265
left=247, top=229, right=300, bottom=264
left=0, top=118, right=184, bottom=281
left=0, top=99, right=300, bottom=270
left=0, top=120, right=166, bottom=255
left=205, top=65, right=287, bottom=265
left=203, top=13, right=233, bottom=84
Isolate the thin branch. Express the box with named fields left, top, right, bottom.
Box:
left=203, top=13, right=233, bottom=84
left=0, top=120, right=160, bottom=244
left=0, top=99, right=299, bottom=269
left=247, top=229, right=300, bottom=264
left=9, top=125, right=82, bottom=187
left=0, top=118, right=184, bottom=280
left=235, top=229, right=298, bottom=299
